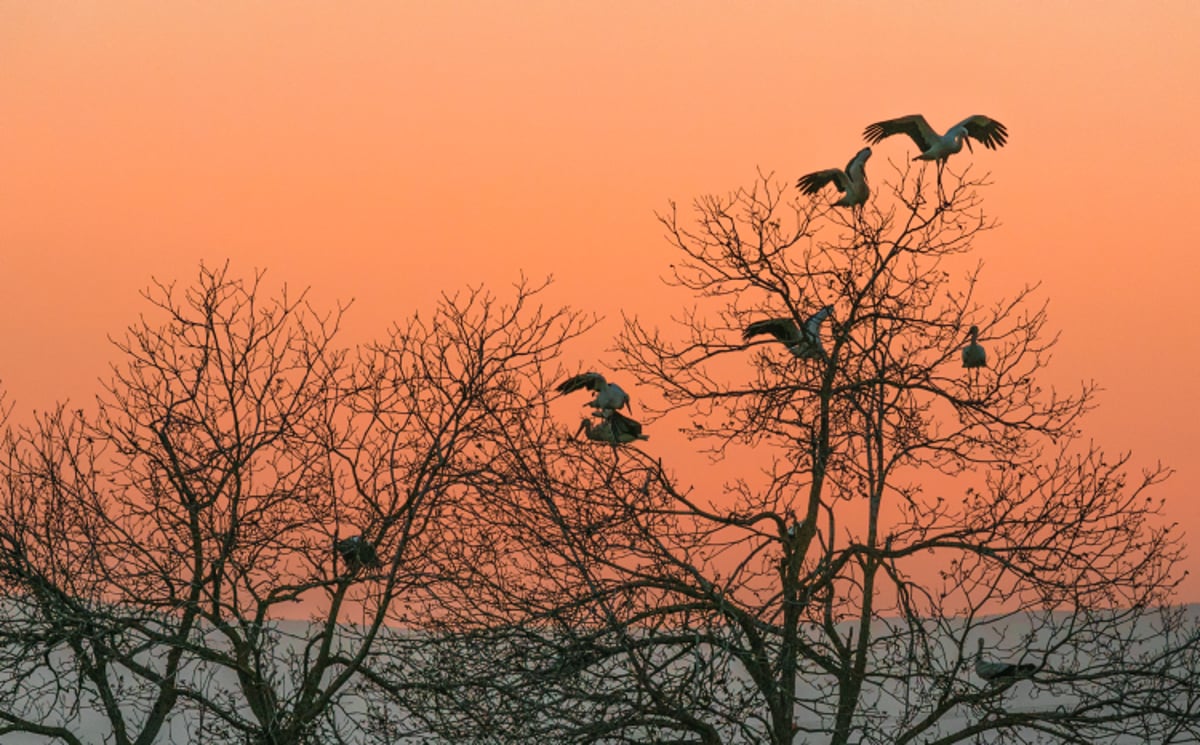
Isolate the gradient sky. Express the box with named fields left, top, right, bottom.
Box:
left=2, top=2, right=1198, bottom=599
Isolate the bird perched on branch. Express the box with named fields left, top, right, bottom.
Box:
left=743, top=305, right=834, bottom=360
left=974, top=638, right=1037, bottom=684
left=863, top=114, right=1008, bottom=163
left=334, top=535, right=381, bottom=574
left=577, top=411, right=648, bottom=444
left=797, top=147, right=872, bottom=209
left=961, top=325, right=987, bottom=369
left=556, top=372, right=631, bottom=415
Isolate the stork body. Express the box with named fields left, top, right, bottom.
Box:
left=743, top=305, right=834, bottom=360
left=962, top=325, right=987, bottom=369
left=797, top=147, right=872, bottom=209
left=577, top=411, right=647, bottom=444
left=334, top=534, right=381, bottom=573
left=863, top=114, right=1008, bottom=163
left=974, top=638, right=1037, bottom=684
left=556, top=372, right=631, bottom=414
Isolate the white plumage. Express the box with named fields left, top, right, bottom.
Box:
left=577, top=411, right=648, bottom=444
left=334, top=534, right=381, bottom=573
left=961, top=325, right=987, bottom=369
left=797, top=147, right=872, bottom=209
left=743, top=305, right=834, bottom=360
left=974, top=638, right=1037, bottom=683
left=556, top=372, right=631, bottom=414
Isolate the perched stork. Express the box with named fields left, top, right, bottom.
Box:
left=334, top=534, right=381, bottom=574
left=577, top=411, right=648, bottom=444
left=556, top=372, right=631, bottom=414
left=797, top=147, right=872, bottom=210
left=961, top=325, right=987, bottom=395
left=743, top=305, right=834, bottom=360
left=974, top=638, right=1037, bottom=684
left=863, top=114, right=1007, bottom=162
left=961, top=325, right=987, bottom=369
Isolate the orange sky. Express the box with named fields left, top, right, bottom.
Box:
left=2, top=2, right=1198, bottom=599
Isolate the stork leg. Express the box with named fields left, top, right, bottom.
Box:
left=936, top=162, right=948, bottom=209
left=968, top=368, right=982, bottom=401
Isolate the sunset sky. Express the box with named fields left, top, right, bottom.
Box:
left=2, top=3, right=1198, bottom=599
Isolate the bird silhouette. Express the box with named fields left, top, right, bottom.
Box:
left=743, top=306, right=835, bottom=360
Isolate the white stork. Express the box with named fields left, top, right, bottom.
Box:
left=796, top=147, right=872, bottom=209
left=743, top=305, right=834, bottom=360
left=577, top=411, right=648, bottom=444
left=974, top=638, right=1037, bottom=684
left=334, top=534, right=381, bottom=573
left=961, top=325, right=987, bottom=369
left=863, top=114, right=1007, bottom=205
left=961, top=325, right=987, bottom=395
left=556, top=372, right=631, bottom=414
left=863, top=114, right=1008, bottom=162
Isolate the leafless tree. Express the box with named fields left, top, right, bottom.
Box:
left=0, top=265, right=600, bottom=744
left=585, top=163, right=1200, bottom=744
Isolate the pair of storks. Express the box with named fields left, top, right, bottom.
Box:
left=797, top=113, right=1008, bottom=209
left=556, top=372, right=647, bottom=444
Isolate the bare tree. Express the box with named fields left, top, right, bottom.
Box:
left=589, top=164, right=1200, bottom=744
left=0, top=264, right=363, bottom=743
left=0, top=265, right=600, bottom=744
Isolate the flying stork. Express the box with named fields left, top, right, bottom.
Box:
left=796, top=147, right=872, bottom=210
left=974, top=638, right=1037, bottom=684
left=577, top=411, right=648, bottom=444
left=556, top=372, right=631, bottom=414
left=742, top=305, right=835, bottom=361
left=863, top=114, right=1007, bottom=205
left=863, top=114, right=1007, bottom=162
left=334, top=534, right=381, bottom=574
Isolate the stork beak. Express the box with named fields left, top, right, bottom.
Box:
left=965, top=138, right=974, bottom=154
left=575, top=420, right=588, bottom=439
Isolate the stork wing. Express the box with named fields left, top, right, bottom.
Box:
left=863, top=114, right=936, bottom=152
left=979, top=660, right=1034, bottom=680
left=796, top=168, right=847, bottom=195
left=556, top=371, right=605, bottom=395
left=743, top=318, right=799, bottom=343
left=976, top=660, right=1009, bottom=680
left=955, top=115, right=1008, bottom=150
left=609, top=411, right=644, bottom=440
left=804, top=305, right=833, bottom=330
left=334, top=536, right=363, bottom=561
